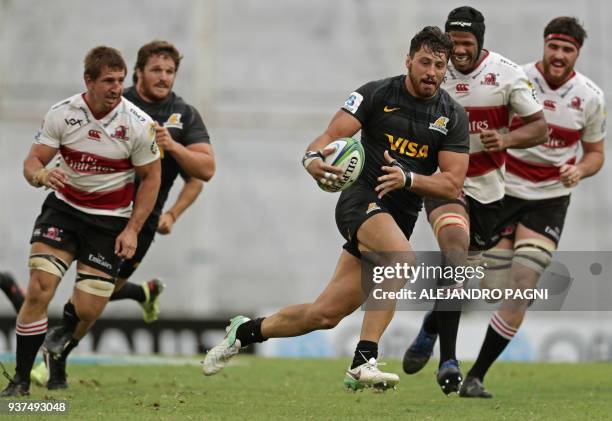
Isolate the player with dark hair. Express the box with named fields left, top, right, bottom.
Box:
left=401, top=6, right=548, bottom=395
left=32, top=40, right=214, bottom=391
left=0, top=46, right=161, bottom=397
left=459, top=16, right=605, bottom=398
left=202, top=26, right=471, bottom=391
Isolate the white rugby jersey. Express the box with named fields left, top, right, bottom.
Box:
left=443, top=50, right=542, bottom=203
left=34, top=93, right=160, bottom=217
left=506, top=62, right=606, bottom=199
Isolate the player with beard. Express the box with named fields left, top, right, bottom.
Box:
left=1, top=46, right=161, bottom=397
left=202, top=26, right=470, bottom=391
left=34, top=41, right=214, bottom=390
left=401, top=6, right=548, bottom=395
left=459, top=17, right=605, bottom=398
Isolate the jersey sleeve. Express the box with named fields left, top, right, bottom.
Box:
left=440, top=104, right=470, bottom=153
left=183, top=105, right=210, bottom=146
left=582, top=95, right=607, bottom=143
left=34, top=108, right=62, bottom=148
left=340, top=80, right=378, bottom=125
left=131, top=121, right=161, bottom=167
left=509, top=70, right=543, bottom=117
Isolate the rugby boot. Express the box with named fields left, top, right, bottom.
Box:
left=202, top=315, right=249, bottom=375
left=46, top=350, right=68, bottom=390
left=141, top=279, right=165, bottom=323
left=459, top=376, right=493, bottom=398
left=403, top=311, right=438, bottom=374
left=0, top=373, right=29, bottom=397
left=436, top=359, right=462, bottom=395
left=344, top=358, right=400, bottom=391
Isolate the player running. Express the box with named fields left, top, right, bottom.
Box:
left=401, top=6, right=548, bottom=394
left=459, top=16, right=605, bottom=398
left=34, top=40, right=214, bottom=390
left=1, top=46, right=161, bottom=397
left=202, top=26, right=470, bottom=391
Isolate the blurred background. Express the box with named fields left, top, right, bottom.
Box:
left=0, top=0, right=611, bottom=362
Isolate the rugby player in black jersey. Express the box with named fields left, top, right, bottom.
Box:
left=33, top=41, right=215, bottom=390
left=202, top=26, right=470, bottom=391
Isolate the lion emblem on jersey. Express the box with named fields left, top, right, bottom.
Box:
left=481, top=72, right=499, bottom=86
left=569, top=96, right=583, bottom=111
left=112, top=125, right=129, bottom=141
left=429, top=116, right=450, bottom=135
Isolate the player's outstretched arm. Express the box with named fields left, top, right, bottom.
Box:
left=157, top=177, right=203, bottom=235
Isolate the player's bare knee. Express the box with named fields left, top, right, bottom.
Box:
left=23, top=286, right=53, bottom=310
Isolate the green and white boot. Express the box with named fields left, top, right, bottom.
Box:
left=344, top=358, right=400, bottom=391
left=140, top=279, right=165, bottom=323
left=202, top=315, right=250, bottom=376
left=30, top=361, right=49, bottom=387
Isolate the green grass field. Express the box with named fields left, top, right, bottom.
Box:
left=2, top=357, right=611, bottom=420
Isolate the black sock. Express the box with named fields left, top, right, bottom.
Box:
left=422, top=310, right=438, bottom=335
left=468, top=313, right=516, bottom=381
left=110, top=282, right=146, bottom=302
left=235, top=318, right=267, bottom=347
left=15, top=319, right=48, bottom=382
left=350, top=340, right=378, bottom=369
left=62, top=301, right=80, bottom=332
left=0, top=273, right=24, bottom=313
left=436, top=310, right=461, bottom=364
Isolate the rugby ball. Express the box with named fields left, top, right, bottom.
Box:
left=318, top=138, right=365, bottom=192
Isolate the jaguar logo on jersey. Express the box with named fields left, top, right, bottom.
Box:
left=88, top=129, right=102, bottom=141
left=385, top=134, right=429, bottom=158
left=428, top=116, right=450, bottom=135
left=543, top=100, right=556, bottom=111
left=111, top=125, right=129, bottom=141
left=456, top=83, right=470, bottom=93
left=481, top=73, right=499, bottom=86
left=366, top=202, right=381, bottom=215
left=163, top=113, right=183, bottom=129
left=569, top=96, right=583, bottom=111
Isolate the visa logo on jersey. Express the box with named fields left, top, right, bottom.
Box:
left=385, top=134, right=429, bottom=158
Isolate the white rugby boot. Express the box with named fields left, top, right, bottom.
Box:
left=343, top=358, right=400, bottom=391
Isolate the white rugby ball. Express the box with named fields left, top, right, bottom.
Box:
left=318, top=138, right=365, bottom=192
